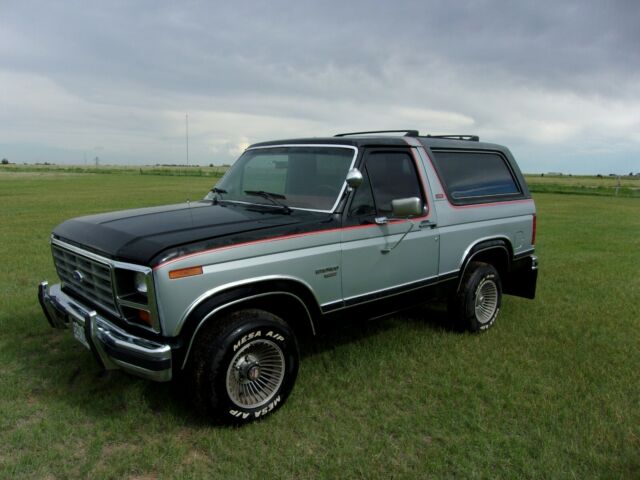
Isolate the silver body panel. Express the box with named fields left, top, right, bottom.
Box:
left=411, top=141, right=536, bottom=273
left=340, top=220, right=440, bottom=301
left=154, top=231, right=343, bottom=336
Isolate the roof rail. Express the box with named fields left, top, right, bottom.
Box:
left=425, top=134, right=480, bottom=142
left=334, top=130, right=419, bottom=137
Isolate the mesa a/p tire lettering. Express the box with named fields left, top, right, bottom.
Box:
left=229, top=394, right=282, bottom=420
left=188, top=309, right=299, bottom=424
left=233, top=330, right=286, bottom=352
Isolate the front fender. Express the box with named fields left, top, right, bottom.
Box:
left=174, top=279, right=320, bottom=370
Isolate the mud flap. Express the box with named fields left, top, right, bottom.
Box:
left=504, top=255, right=538, bottom=299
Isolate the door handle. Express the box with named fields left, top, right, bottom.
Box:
left=419, top=220, right=437, bottom=229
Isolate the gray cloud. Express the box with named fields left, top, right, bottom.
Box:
left=1, top=0, right=639, bottom=172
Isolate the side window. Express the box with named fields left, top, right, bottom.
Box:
left=349, top=150, right=424, bottom=218
left=348, top=166, right=376, bottom=217
left=430, top=150, right=521, bottom=204
left=366, top=151, right=423, bottom=216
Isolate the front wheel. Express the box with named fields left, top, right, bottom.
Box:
left=449, top=261, right=502, bottom=332
left=188, top=309, right=299, bottom=423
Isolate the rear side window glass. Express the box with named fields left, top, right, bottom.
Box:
left=431, top=151, right=520, bottom=202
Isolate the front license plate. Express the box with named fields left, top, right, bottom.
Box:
left=72, top=321, right=91, bottom=350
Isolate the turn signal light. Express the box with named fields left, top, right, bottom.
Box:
left=138, top=309, right=152, bottom=326
left=169, top=266, right=203, bottom=279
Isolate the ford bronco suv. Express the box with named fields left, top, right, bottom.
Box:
left=39, top=130, right=538, bottom=423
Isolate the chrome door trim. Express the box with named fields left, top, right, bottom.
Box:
left=218, top=144, right=358, bottom=214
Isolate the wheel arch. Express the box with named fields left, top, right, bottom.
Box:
left=457, top=238, right=512, bottom=293
left=177, top=278, right=320, bottom=370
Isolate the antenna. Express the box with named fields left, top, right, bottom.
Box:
left=187, top=199, right=194, bottom=225
left=185, top=113, right=189, bottom=167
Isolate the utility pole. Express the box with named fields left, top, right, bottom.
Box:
left=186, top=113, right=189, bottom=167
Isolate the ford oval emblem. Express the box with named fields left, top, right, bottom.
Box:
left=72, top=270, right=84, bottom=283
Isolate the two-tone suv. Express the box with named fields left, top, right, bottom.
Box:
left=39, top=130, right=538, bottom=422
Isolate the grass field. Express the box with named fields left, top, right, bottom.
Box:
left=525, top=174, right=640, bottom=198
left=0, top=163, right=228, bottom=178
left=1, top=171, right=639, bottom=478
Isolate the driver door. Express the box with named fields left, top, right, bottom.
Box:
left=340, top=148, right=439, bottom=303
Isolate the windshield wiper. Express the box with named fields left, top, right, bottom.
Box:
left=210, top=187, right=227, bottom=204
left=244, top=190, right=292, bottom=214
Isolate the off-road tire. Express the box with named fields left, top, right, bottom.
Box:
left=187, top=309, right=299, bottom=423
left=449, top=261, right=502, bottom=332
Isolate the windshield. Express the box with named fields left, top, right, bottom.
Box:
left=209, top=146, right=356, bottom=211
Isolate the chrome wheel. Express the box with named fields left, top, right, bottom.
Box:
left=474, top=278, right=498, bottom=324
left=225, top=339, right=285, bottom=408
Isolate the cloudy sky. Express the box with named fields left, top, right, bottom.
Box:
left=1, top=0, right=639, bottom=173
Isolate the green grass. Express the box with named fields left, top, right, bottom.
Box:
left=0, top=163, right=228, bottom=178
left=1, top=172, right=639, bottom=478
left=525, top=174, right=640, bottom=198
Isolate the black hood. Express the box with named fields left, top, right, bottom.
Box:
left=53, top=201, right=331, bottom=265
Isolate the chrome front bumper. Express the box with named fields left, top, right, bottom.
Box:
left=38, top=281, right=172, bottom=382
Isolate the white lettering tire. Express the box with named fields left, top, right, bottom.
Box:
left=449, top=261, right=502, bottom=332
left=187, top=309, right=299, bottom=423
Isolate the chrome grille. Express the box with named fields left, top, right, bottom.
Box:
left=52, top=245, right=119, bottom=315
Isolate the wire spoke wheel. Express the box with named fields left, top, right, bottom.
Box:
left=225, top=339, right=286, bottom=409
left=474, top=278, right=498, bottom=324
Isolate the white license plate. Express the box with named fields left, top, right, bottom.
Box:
left=72, top=321, right=91, bottom=350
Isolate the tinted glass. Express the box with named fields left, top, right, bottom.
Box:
left=243, top=154, right=287, bottom=194
left=431, top=151, right=520, bottom=201
left=214, top=147, right=355, bottom=211
left=364, top=151, right=423, bottom=216
left=348, top=165, right=376, bottom=217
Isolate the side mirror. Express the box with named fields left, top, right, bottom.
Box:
left=345, top=168, right=363, bottom=189
left=391, top=197, right=422, bottom=218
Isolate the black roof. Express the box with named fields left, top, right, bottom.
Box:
left=249, top=136, right=409, bottom=148
left=249, top=131, right=506, bottom=151
left=417, top=137, right=505, bottom=151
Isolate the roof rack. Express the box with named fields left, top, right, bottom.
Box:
left=425, top=134, right=480, bottom=142
left=334, top=130, right=419, bottom=137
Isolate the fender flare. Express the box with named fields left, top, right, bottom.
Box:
left=176, top=278, right=320, bottom=370
left=457, top=238, right=512, bottom=292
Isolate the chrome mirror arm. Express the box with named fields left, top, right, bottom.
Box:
left=381, top=221, right=414, bottom=254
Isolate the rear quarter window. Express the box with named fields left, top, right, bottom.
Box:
left=430, top=150, right=522, bottom=204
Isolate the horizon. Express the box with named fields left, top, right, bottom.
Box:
left=2, top=158, right=638, bottom=177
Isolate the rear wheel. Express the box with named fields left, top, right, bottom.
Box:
left=449, top=261, right=502, bottom=332
left=188, top=309, right=299, bottom=423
